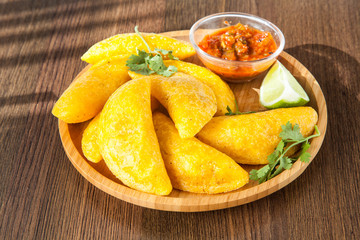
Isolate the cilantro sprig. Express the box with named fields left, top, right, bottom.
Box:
left=126, top=26, right=178, bottom=77
left=250, top=122, right=320, bottom=184
left=225, top=100, right=255, bottom=115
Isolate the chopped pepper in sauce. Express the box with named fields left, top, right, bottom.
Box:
left=198, top=23, right=277, bottom=61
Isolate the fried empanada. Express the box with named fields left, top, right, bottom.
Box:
left=150, top=73, right=217, bottom=138
left=81, top=33, right=195, bottom=64
left=81, top=96, right=160, bottom=164
left=97, top=79, right=172, bottom=195
left=163, top=60, right=236, bottom=115
left=52, top=55, right=131, bottom=123
left=128, top=60, right=236, bottom=116
left=197, top=107, right=318, bottom=165
left=81, top=114, right=102, bottom=163
left=153, top=112, right=248, bottom=194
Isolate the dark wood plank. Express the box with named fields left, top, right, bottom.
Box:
left=0, top=0, right=359, bottom=239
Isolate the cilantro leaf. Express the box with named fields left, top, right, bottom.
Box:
left=250, top=122, right=321, bottom=184
left=249, top=169, right=259, bottom=181
left=136, top=65, right=153, bottom=75
left=249, top=165, right=271, bottom=181
left=271, top=156, right=293, bottom=178
left=126, top=53, right=146, bottom=65
left=279, top=122, right=304, bottom=141
left=154, top=48, right=179, bottom=60
left=281, top=156, right=293, bottom=170
left=161, top=65, right=178, bottom=77
left=126, top=56, right=152, bottom=75
left=148, top=54, right=166, bottom=72
left=267, top=151, right=279, bottom=165
left=257, top=165, right=271, bottom=178
left=299, top=141, right=311, bottom=163
left=276, top=140, right=285, bottom=153
left=126, top=26, right=178, bottom=77
left=137, top=49, right=150, bottom=59
left=299, top=152, right=311, bottom=163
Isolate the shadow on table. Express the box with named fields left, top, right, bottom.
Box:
left=0, top=91, right=57, bottom=107
left=0, top=0, right=158, bottom=69
left=284, top=44, right=360, bottom=172
left=0, top=91, right=58, bottom=178
left=0, top=0, right=117, bottom=14
left=0, top=0, right=153, bottom=45
left=0, top=46, right=90, bottom=69
left=0, top=91, right=57, bottom=132
left=0, top=1, right=118, bottom=28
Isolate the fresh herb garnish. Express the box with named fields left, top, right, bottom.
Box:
left=250, top=122, right=320, bottom=184
left=126, top=26, right=178, bottom=77
left=225, top=100, right=255, bottom=115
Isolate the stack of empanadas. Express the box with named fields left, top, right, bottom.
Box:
left=52, top=32, right=318, bottom=195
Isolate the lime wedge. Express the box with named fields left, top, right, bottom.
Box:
left=260, top=60, right=309, bottom=109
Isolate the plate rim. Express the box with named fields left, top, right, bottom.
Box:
left=58, top=30, right=328, bottom=212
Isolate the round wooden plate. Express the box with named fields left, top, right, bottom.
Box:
left=58, top=30, right=327, bottom=212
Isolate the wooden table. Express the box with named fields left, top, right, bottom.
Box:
left=1, top=0, right=359, bottom=239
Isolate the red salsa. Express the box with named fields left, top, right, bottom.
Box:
left=198, top=23, right=277, bottom=61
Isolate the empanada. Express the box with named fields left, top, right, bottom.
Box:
left=97, top=79, right=172, bottom=195
left=153, top=112, right=248, bottom=194
left=197, top=107, right=318, bottom=165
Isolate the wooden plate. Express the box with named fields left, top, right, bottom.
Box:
left=58, top=30, right=327, bottom=212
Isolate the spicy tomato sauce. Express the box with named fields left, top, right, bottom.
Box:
left=198, top=23, right=277, bottom=61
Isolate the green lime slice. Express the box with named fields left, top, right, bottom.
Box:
left=260, top=60, right=310, bottom=109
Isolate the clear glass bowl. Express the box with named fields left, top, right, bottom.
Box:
left=189, top=12, right=285, bottom=82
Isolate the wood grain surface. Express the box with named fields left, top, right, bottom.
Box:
left=0, top=0, right=359, bottom=239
